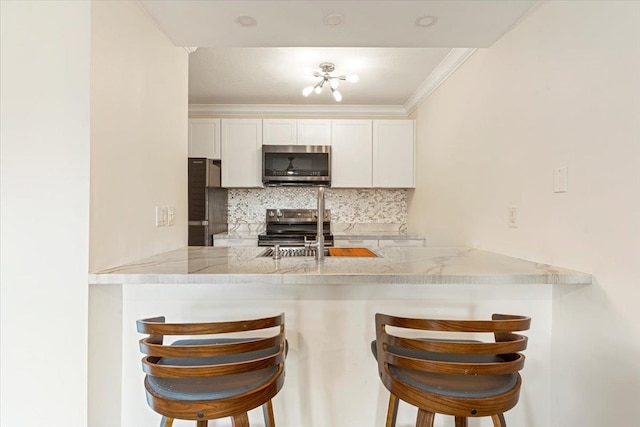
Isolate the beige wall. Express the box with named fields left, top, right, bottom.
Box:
left=409, top=1, right=640, bottom=425
left=1, top=2, right=90, bottom=426
left=90, top=1, right=188, bottom=272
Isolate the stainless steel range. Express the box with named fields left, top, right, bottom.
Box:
left=258, top=208, right=334, bottom=247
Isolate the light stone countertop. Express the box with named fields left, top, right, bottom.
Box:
left=213, top=232, right=259, bottom=240
left=89, top=246, right=591, bottom=286
left=214, top=231, right=424, bottom=240
left=333, top=231, right=424, bottom=240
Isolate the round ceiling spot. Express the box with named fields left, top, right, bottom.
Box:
left=323, top=13, right=344, bottom=27
left=236, top=15, right=257, bottom=27
left=415, top=15, right=438, bottom=28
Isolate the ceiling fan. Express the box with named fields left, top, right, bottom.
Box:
left=302, top=62, right=359, bottom=102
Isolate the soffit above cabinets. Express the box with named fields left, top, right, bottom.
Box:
left=139, top=1, right=537, bottom=114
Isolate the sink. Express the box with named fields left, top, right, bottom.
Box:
left=257, top=247, right=378, bottom=258
left=258, top=247, right=325, bottom=258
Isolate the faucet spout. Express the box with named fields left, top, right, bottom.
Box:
left=316, top=187, right=325, bottom=261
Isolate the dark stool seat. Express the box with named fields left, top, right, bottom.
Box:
left=372, top=313, right=530, bottom=427
left=137, top=314, right=287, bottom=427
left=370, top=340, right=519, bottom=399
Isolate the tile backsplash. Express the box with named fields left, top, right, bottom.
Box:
left=227, top=188, right=408, bottom=233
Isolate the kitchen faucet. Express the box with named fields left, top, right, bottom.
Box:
left=305, top=187, right=326, bottom=261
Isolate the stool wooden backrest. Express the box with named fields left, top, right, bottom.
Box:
left=374, top=313, right=530, bottom=427
left=137, top=313, right=286, bottom=427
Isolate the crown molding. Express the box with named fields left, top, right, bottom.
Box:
left=403, top=48, right=477, bottom=115
left=188, top=104, right=409, bottom=118
left=183, top=46, right=198, bottom=54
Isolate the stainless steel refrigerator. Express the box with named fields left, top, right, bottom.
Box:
left=188, top=158, right=228, bottom=246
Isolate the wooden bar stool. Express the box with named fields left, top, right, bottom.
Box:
left=137, top=313, right=287, bottom=427
left=372, top=313, right=530, bottom=427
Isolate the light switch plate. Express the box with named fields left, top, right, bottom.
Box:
left=508, top=206, right=518, bottom=228
left=167, top=206, right=175, bottom=226
left=155, top=206, right=168, bottom=227
left=554, top=167, right=568, bottom=193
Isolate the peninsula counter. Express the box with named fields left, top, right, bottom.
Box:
left=88, top=247, right=590, bottom=427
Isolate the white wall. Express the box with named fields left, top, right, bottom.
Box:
left=0, top=2, right=90, bottom=426
left=88, top=2, right=190, bottom=425
left=408, top=1, right=640, bottom=425
left=90, top=1, right=189, bottom=272
left=115, top=283, right=553, bottom=427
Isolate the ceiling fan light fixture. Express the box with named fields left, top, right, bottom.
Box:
left=319, top=62, right=335, bottom=73
left=345, top=74, right=359, bottom=83
left=302, top=62, right=357, bottom=102
left=331, top=88, right=342, bottom=102
left=302, top=85, right=315, bottom=97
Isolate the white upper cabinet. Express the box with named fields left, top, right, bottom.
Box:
left=331, top=120, right=373, bottom=188
left=215, top=116, right=413, bottom=188
left=263, top=119, right=331, bottom=146
left=262, top=119, right=297, bottom=145
left=221, top=119, right=263, bottom=188
left=188, top=118, right=221, bottom=159
left=297, top=119, right=331, bottom=146
left=372, top=120, right=415, bottom=188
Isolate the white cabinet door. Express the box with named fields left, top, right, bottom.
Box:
left=188, top=118, right=221, bottom=159
left=297, top=119, right=331, bottom=146
left=331, top=120, right=372, bottom=188
left=221, top=119, right=263, bottom=188
left=263, top=119, right=331, bottom=146
left=373, top=120, right=415, bottom=188
left=262, top=119, right=297, bottom=145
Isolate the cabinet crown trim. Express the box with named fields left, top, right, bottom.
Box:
left=189, top=104, right=408, bottom=118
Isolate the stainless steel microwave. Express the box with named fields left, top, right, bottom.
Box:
left=262, top=145, right=331, bottom=186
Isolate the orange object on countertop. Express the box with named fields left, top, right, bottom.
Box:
left=328, top=247, right=377, bottom=257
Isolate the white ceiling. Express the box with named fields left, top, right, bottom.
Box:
left=140, top=1, right=537, bottom=109
left=188, top=47, right=451, bottom=105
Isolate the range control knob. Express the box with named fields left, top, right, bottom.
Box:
left=276, top=210, right=283, bottom=217
left=268, top=210, right=275, bottom=218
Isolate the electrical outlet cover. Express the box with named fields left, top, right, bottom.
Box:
left=167, top=206, right=175, bottom=226
left=508, top=206, right=518, bottom=228
left=155, top=206, right=168, bottom=227
left=554, top=167, right=568, bottom=193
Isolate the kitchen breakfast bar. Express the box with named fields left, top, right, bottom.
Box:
left=89, top=247, right=591, bottom=427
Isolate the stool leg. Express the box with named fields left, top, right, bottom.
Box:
left=160, top=416, right=174, bottom=427
left=454, top=417, right=468, bottom=427
left=263, top=400, right=276, bottom=427
left=196, top=421, right=207, bottom=427
left=491, top=414, right=507, bottom=427
left=231, top=413, right=250, bottom=427
left=386, top=394, right=400, bottom=427
left=416, top=409, right=435, bottom=427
